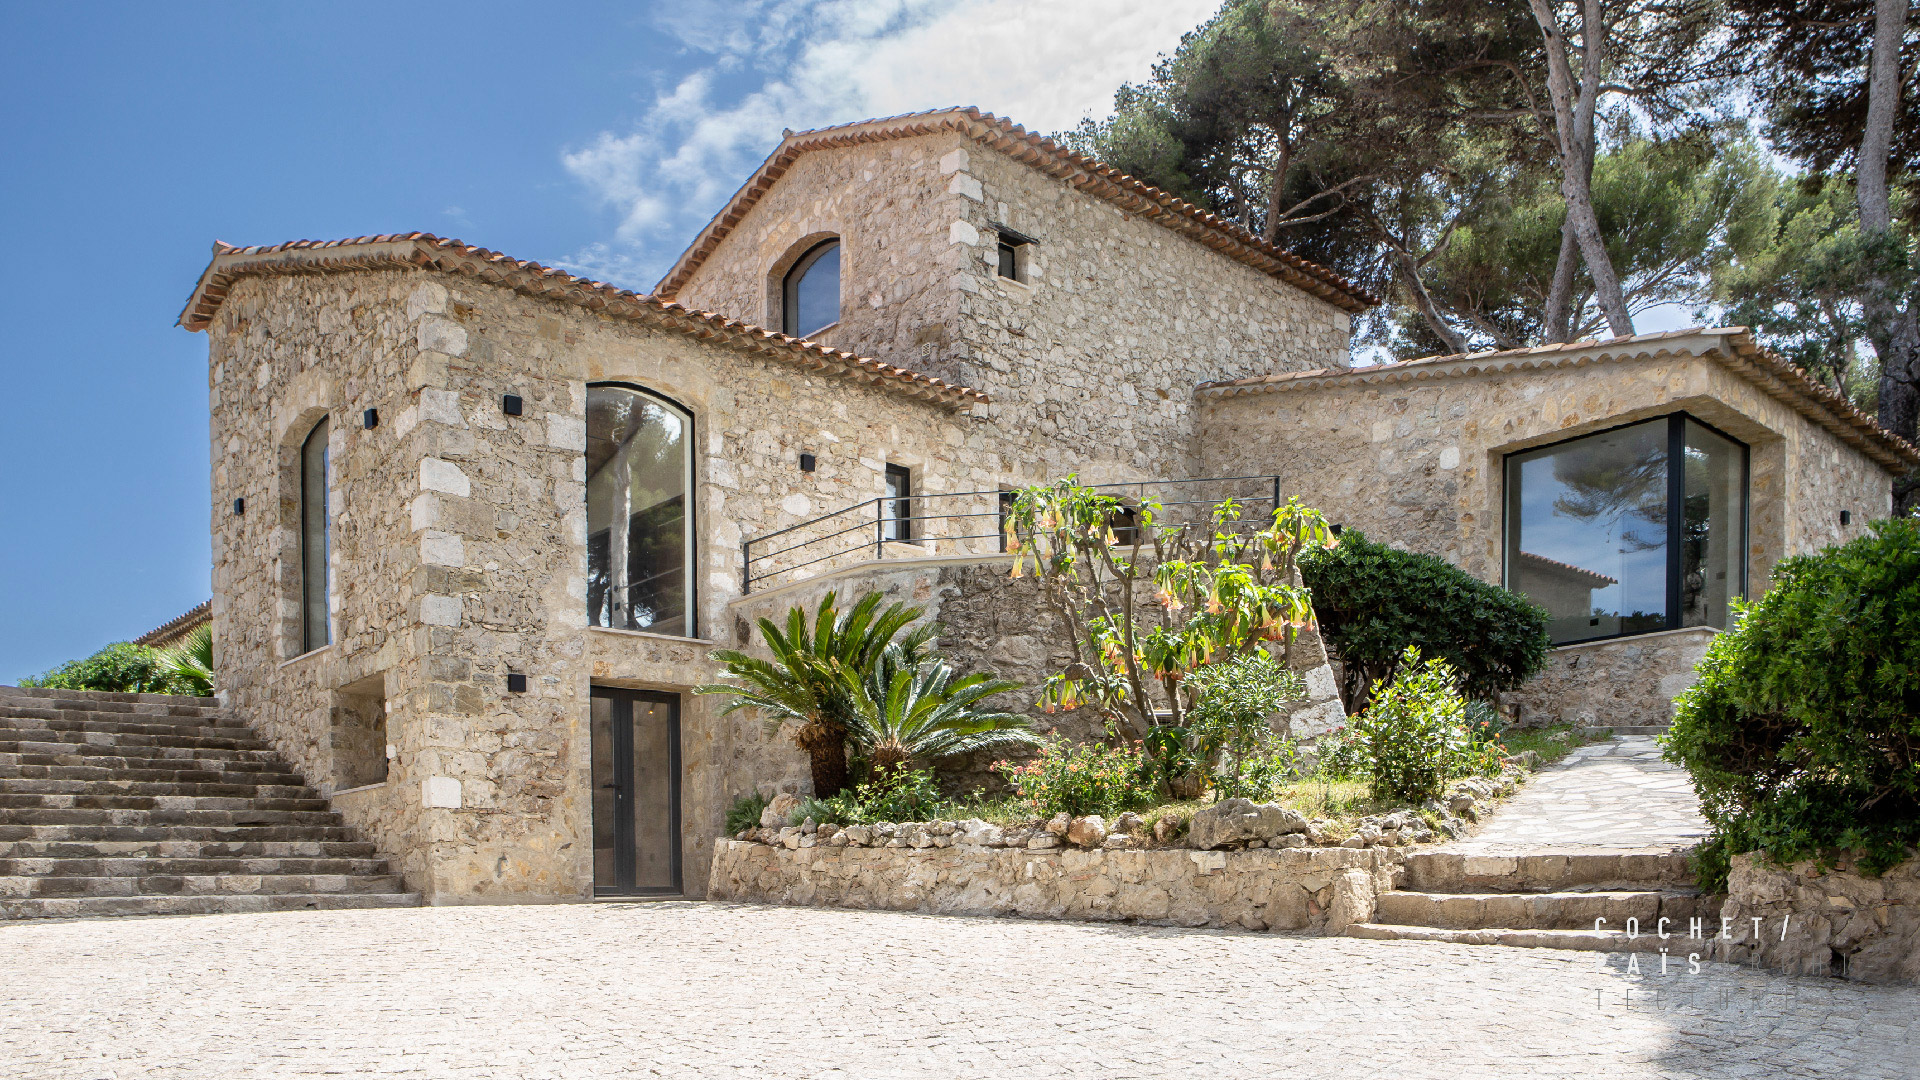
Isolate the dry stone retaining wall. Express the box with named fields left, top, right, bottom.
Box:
left=1717, top=852, right=1920, bottom=985
left=1502, top=628, right=1716, bottom=729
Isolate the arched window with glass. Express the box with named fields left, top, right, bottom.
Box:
left=781, top=238, right=840, bottom=338
left=586, top=385, right=694, bottom=637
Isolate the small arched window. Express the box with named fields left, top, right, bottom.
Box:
left=587, top=385, right=694, bottom=636
left=299, top=417, right=331, bottom=653
left=781, top=239, right=840, bottom=338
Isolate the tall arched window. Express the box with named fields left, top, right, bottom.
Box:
left=781, top=239, right=839, bottom=338
left=299, top=417, right=331, bottom=653
left=587, top=385, right=694, bottom=636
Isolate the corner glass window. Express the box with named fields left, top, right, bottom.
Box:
left=781, top=239, right=839, bottom=339
left=587, top=385, right=693, bottom=636
left=1504, top=414, right=1747, bottom=645
left=300, top=417, right=331, bottom=653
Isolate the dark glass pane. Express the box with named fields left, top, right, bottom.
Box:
left=1506, top=419, right=1669, bottom=643
left=631, top=700, right=677, bottom=891
left=785, top=242, right=839, bottom=338
left=1682, top=421, right=1746, bottom=629
left=586, top=387, right=691, bottom=636
left=300, top=418, right=331, bottom=652
left=884, top=465, right=911, bottom=542
left=590, top=694, right=616, bottom=888
left=998, top=242, right=1018, bottom=279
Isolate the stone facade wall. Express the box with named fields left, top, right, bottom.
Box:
left=672, top=131, right=1353, bottom=484
left=708, top=838, right=1397, bottom=934
left=209, top=267, right=1008, bottom=902
left=1717, top=852, right=1920, bottom=985
left=1502, top=628, right=1717, bottom=729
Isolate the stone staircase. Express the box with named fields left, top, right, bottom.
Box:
left=0, top=686, right=418, bottom=919
left=1351, top=848, right=1713, bottom=953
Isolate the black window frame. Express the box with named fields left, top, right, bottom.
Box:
left=781, top=238, right=840, bottom=338
left=299, top=416, right=331, bottom=654
left=992, top=224, right=1036, bottom=283
left=1501, top=411, right=1750, bottom=647
left=883, top=463, right=914, bottom=544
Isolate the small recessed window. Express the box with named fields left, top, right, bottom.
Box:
left=883, top=464, right=913, bottom=543
left=782, top=239, right=840, bottom=338
left=993, top=225, right=1035, bottom=283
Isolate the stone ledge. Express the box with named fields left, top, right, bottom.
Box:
left=707, top=839, right=1399, bottom=934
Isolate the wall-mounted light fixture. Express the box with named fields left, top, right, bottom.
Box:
left=506, top=672, right=528, bottom=694
left=1841, top=510, right=1852, bottom=526
left=232, top=497, right=245, bottom=515
left=799, top=451, right=817, bottom=473
left=363, top=408, right=379, bottom=429
left=502, top=394, right=523, bottom=417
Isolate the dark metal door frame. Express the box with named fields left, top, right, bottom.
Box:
left=590, top=686, right=682, bottom=896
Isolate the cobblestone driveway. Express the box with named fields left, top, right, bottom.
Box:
left=3, top=902, right=1913, bottom=1079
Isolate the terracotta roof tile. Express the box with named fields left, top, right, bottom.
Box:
left=653, top=106, right=1377, bottom=314
left=178, top=233, right=987, bottom=408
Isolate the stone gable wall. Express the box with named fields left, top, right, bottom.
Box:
left=209, top=267, right=1010, bottom=901
left=671, top=131, right=1353, bottom=484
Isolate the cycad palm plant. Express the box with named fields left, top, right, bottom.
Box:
left=697, top=591, right=935, bottom=797
left=847, top=645, right=1037, bottom=778
left=159, top=624, right=216, bottom=697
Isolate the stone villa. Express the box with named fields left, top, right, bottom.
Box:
left=171, top=107, right=1917, bottom=905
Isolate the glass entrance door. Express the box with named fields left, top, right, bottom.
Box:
left=590, top=687, right=681, bottom=895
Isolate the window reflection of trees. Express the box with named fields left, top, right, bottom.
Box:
left=1547, top=423, right=1667, bottom=549
left=586, top=387, right=690, bottom=636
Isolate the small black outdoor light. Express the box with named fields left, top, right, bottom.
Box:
left=506, top=672, right=528, bottom=694
left=232, top=497, right=245, bottom=515
left=363, top=408, right=379, bottom=429
left=502, top=394, right=523, bottom=417
left=799, top=451, right=817, bottom=473
left=1841, top=509, right=1852, bottom=526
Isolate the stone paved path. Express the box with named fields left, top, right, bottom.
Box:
left=1457, top=736, right=1710, bottom=852
left=2, top=902, right=1914, bottom=1079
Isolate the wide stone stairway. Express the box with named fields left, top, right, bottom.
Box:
left=1352, top=736, right=1715, bottom=953
left=0, top=686, right=418, bottom=919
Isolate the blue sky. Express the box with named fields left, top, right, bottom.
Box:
left=0, top=1, right=1215, bottom=680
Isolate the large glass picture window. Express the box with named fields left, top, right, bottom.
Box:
left=587, top=385, right=693, bottom=637
left=781, top=239, right=839, bottom=338
left=299, top=417, right=331, bottom=653
left=1505, top=414, right=1747, bottom=645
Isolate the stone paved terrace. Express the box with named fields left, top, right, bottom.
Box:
left=1456, top=735, right=1711, bottom=853
left=2, top=903, right=1915, bottom=1078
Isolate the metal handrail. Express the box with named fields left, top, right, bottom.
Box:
left=740, top=474, right=1286, bottom=594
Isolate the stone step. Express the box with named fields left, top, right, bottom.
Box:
left=0, top=723, right=271, bottom=752
left=0, top=685, right=219, bottom=706
left=0, top=891, right=421, bottom=920
left=0, top=740, right=284, bottom=763
left=0, top=753, right=297, bottom=776
left=0, top=807, right=344, bottom=828
left=0, top=763, right=306, bottom=785
left=0, top=793, right=330, bottom=813
left=1401, top=849, right=1696, bottom=893
left=1374, top=889, right=1709, bottom=931
left=1347, top=922, right=1717, bottom=954
left=0, top=823, right=364, bottom=844
left=0, top=855, right=394, bottom=878
left=0, top=778, right=318, bottom=799
left=0, top=872, right=410, bottom=899
left=0, top=838, right=379, bottom=860
left=0, top=710, right=254, bottom=735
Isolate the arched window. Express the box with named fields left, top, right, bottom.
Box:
left=299, top=417, right=331, bottom=653
left=781, top=239, right=839, bottom=338
left=587, top=385, right=694, bottom=636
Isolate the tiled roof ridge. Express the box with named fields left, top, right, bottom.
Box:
left=178, top=233, right=987, bottom=408
left=1196, top=326, right=1920, bottom=472
left=133, top=600, right=212, bottom=647
left=1515, top=551, right=1618, bottom=587
left=652, top=105, right=1378, bottom=314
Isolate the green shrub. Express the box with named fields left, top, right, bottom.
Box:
left=1301, top=530, right=1550, bottom=707
left=21, top=642, right=178, bottom=694
left=1350, top=649, right=1466, bottom=803
left=725, top=791, right=771, bottom=835
left=1664, top=517, right=1920, bottom=892
left=1183, top=651, right=1306, bottom=799
left=795, top=769, right=951, bottom=826
left=993, top=738, right=1154, bottom=817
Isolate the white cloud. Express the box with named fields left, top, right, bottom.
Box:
left=559, top=0, right=1216, bottom=289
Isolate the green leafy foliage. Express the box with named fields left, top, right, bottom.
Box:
left=1321, top=648, right=1505, bottom=803
left=1300, top=529, right=1549, bottom=708
left=845, top=646, right=1037, bottom=777
left=1663, top=517, right=1920, bottom=892
left=158, top=624, right=216, bottom=698
left=993, top=738, right=1156, bottom=818
left=795, top=769, right=951, bottom=827
left=1183, top=650, right=1307, bottom=799
left=22, top=642, right=181, bottom=695
left=725, top=791, right=771, bottom=835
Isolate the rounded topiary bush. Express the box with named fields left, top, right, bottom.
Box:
left=1664, top=516, right=1920, bottom=892
left=1300, top=529, right=1550, bottom=707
